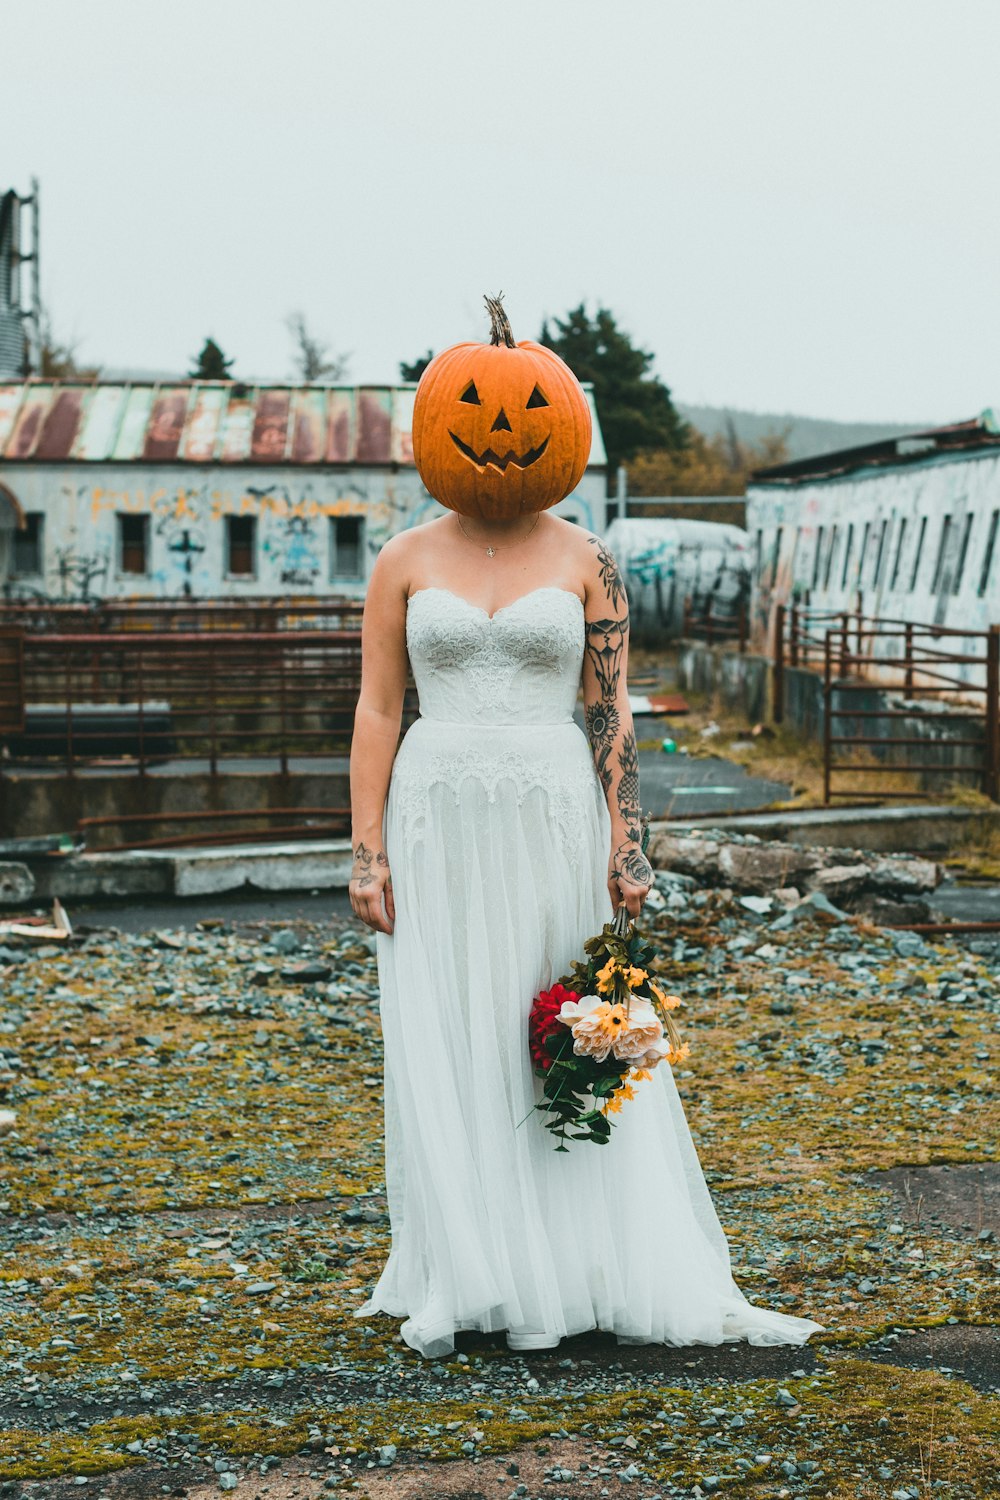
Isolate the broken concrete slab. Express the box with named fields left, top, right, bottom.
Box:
left=0, top=862, right=34, bottom=905
left=664, top=803, right=998, bottom=854
left=647, top=827, right=943, bottom=907
left=25, top=840, right=356, bottom=901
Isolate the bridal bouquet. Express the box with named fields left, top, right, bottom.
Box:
left=527, top=902, right=690, bottom=1151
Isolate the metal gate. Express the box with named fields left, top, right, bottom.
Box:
left=0, top=628, right=25, bottom=735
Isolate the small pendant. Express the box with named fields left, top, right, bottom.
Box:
left=486, top=545, right=495, bottom=557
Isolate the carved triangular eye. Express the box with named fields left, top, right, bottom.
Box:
left=459, top=381, right=481, bottom=406
left=526, top=384, right=548, bottom=409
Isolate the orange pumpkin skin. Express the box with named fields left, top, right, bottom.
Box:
left=412, top=330, right=592, bottom=521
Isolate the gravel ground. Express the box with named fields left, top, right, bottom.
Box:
left=0, top=883, right=997, bottom=1499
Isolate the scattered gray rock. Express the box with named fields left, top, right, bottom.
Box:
left=770, top=891, right=850, bottom=929
left=271, top=930, right=301, bottom=955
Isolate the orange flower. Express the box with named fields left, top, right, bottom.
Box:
left=595, top=958, right=620, bottom=995
left=650, top=980, right=682, bottom=1011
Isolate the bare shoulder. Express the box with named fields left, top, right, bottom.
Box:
left=370, top=517, right=444, bottom=594
left=570, top=523, right=628, bottom=616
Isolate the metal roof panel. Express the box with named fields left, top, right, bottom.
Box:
left=0, top=378, right=608, bottom=472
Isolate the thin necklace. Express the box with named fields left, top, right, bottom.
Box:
left=456, top=512, right=540, bottom=558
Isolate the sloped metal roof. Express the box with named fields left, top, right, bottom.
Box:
left=0, top=379, right=607, bottom=468
left=751, top=409, right=1000, bottom=486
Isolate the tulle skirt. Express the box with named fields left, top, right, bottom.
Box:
left=353, top=716, right=826, bottom=1358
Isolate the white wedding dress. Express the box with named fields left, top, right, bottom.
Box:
left=353, top=584, right=825, bottom=1358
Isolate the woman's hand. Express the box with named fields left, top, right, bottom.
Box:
left=608, top=835, right=654, bottom=922
left=349, top=838, right=395, bottom=935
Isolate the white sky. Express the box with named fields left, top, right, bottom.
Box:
left=6, top=0, right=1000, bottom=424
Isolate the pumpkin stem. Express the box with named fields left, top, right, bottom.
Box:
left=484, top=292, right=516, bottom=348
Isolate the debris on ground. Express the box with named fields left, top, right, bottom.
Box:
left=0, top=897, right=73, bottom=944
left=0, top=877, right=997, bottom=1496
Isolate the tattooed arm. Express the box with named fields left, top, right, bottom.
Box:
left=581, top=534, right=654, bottom=920
left=349, top=534, right=411, bottom=935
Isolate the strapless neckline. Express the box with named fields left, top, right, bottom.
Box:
left=406, top=585, right=585, bottom=624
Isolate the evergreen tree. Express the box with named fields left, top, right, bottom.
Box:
left=539, top=305, right=689, bottom=486
left=399, top=350, right=435, bottom=382
left=189, top=338, right=234, bottom=379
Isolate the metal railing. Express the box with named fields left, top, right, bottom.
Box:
left=2, top=626, right=404, bottom=777
left=0, top=595, right=366, bottom=634
left=681, top=596, right=748, bottom=651
left=771, top=604, right=999, bottom=803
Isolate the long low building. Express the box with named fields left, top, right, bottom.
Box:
left=0, top=378, right=608, bottom=600
left=746, top=409, right=1000, bottom=649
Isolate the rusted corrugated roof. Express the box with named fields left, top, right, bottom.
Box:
left=751, top=410, right=1000, bottom=487
left=0, top=379, right=608, bottom=468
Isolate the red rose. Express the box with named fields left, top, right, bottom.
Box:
left=529, top=982, right=579, bottom=1072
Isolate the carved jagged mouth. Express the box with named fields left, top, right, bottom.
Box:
left=448, top=431, right=550, bottom=474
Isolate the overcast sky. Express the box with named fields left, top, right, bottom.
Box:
left=6, top=0, right=1000, bottom=425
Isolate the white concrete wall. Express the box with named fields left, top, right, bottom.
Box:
left=747, top=450, right=1000, bottom=660
left=0, top=463, right=609, bottom=600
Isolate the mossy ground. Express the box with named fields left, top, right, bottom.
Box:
left=0, top=897, right=996, bottom=1496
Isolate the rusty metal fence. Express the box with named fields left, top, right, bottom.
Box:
left=681, top=596, right=748, bottom=651
left=772, top=605, right=1000, bottom=803
left=0, top=596, right=366, bottom=634
left=1, top=626, right=382, bottom=776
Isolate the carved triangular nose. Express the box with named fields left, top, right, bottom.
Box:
left=491, top=408, right=512, bottom=433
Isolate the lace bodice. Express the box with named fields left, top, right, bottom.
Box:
left=404, top=586, right=585, bottom=725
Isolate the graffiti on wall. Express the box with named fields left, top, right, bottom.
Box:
left=605, top=521, right=750, bottom=637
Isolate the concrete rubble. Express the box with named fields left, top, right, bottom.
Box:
left=647, top=827, right=943, bottom=924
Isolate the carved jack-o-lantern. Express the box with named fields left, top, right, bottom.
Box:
left=412, top=294, right=592, bottom=520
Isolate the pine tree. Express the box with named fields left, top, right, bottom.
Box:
left=399, top=350, right=435, bottom=382
left=539, top=305, right=689, bottom=487
left=189, top=338, right=234, bottom=380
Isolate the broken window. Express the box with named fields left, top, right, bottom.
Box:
left=840, top=523, right=854, bottom=589
left=118, top=514, right=149, bottom=575
left=858, top=522, right=871, bottom=586
left=978, top=510, right=999, bottom=598
left=890, top=518, right=907, bottom=589
left=872, top=519, right=889, bottom=586
left=824, top=525, right=839, bottom=589
left=812, top=526, right=825, bottom=587
left=931, top=515, right=952, bottom=592
left=909, top=516, right=927, bottom=592
left=226, top=516, right=256, bottom=577
left=952, top=513, right=973, bottom=595
left=331, top=515, right=364, bottom=580
left=12, top=512, right=43, bottom=574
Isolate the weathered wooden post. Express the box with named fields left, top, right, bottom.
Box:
left=773, top=604, right=785, bottom=725
left=823, top=631, right=833, bottom=804
left=985, top=625, right=1000, bottom=803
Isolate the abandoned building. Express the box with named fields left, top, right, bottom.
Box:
left=747, top=408, right=1000, bottom=648
left=0, top=378, right=609, bottom=600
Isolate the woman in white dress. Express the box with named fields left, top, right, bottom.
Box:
left=347, top=505, right=825, bottom=1359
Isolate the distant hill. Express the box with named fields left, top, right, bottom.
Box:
left=677, top=403, right=935, bottom=462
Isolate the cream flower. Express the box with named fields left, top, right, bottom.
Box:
left=607, top=998, right=664, bottom=1061
left=558, top=993, right=665, bottom=1064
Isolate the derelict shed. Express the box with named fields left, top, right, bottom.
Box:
left=0, top=378, right=608, bottom=600
left=746, top=409, right=1000, bottom=649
